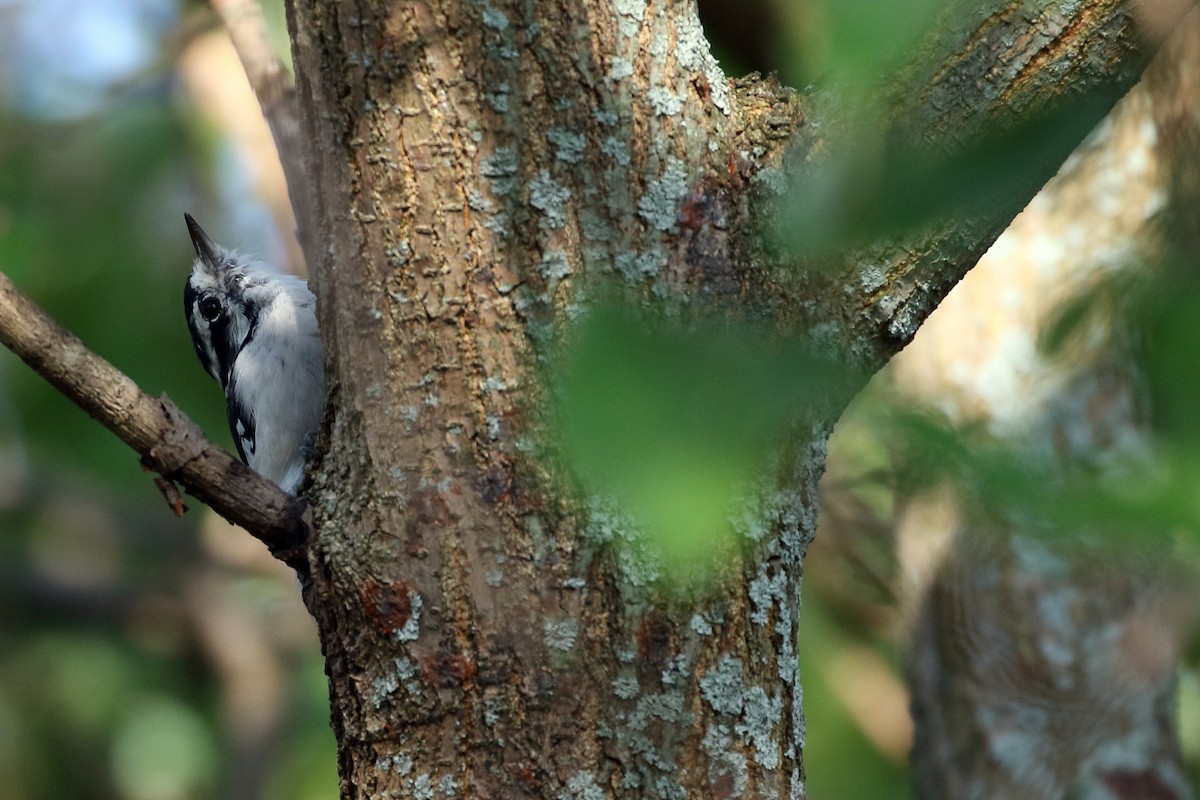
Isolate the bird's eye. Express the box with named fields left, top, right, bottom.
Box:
left=199, top=296, right=222, bottom=322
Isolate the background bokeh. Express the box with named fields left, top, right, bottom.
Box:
left=0, top=2, right=333, bottom=798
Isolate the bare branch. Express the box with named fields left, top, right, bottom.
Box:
left=823, top=0, right=1162, bottom=366
left=153, top=473, right=190, bottom=516
left=207, top=0, right=314, bottom=249
left=0, top=270, right=311, bottom=572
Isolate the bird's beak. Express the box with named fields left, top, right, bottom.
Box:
left=184, top=213, right=222, bottom=268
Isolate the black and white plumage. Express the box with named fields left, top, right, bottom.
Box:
left=183, top=214, right=324, bottom=494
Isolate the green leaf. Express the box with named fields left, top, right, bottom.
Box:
left=777, top=93, right=1120, bottom=255
left=553, top=306, right=844, bottom=579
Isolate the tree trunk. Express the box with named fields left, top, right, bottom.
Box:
left=280, top=0, right=1160, bottom=796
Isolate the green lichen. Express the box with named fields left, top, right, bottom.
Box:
left=638, top=158, right=689, bottom=231
left=700, top=656, right=745, bottom=716
left=737, top=687, right=783, bottom=769
left=413, top=773, right=434, bottom=800
left=529, top=170, right=571, bottom=229
left=549, top=128, right=587, bottom=163
left=394, top=590, right=422, bottom=642
left=543, top=618, right=579, bottom=651
left=481, top=4, right=508, bottom=29
left=559, top=772, right=606, bottom=800
left=613, top=0, right=647, bottom=37
left=609, top=56, right=635, bottom=81
left=613, top=673, right=641, bottom=699
left=648, top=86, right=684, bottom=116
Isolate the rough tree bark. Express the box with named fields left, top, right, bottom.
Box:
left=273, top=0, right=1169, bottom=797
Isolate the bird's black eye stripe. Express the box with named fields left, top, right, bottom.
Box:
left=199, top=295, right=222, bottom=322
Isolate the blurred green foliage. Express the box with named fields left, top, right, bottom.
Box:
left=0, top=104, right=228, bottom=483
left=553, top=306, right=846, bottom=578
left=0, top=2, right=335, bottom=799
left=797, top=603, right=909, bottom=800
left=792, top=0, right=945, bottom=90
left=776, top=94, right=1122, bottom=255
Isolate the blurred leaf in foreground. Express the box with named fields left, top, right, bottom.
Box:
left=553, top=305, right=849, bottom=580
left=882, top=403, right=1197, bottom=549
left=777, top=93, right=1121, bottom=256
left=793, top=0, right=945, bottom=90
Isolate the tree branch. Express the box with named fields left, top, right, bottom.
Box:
left=207, top=0, right=314, bottom=250
left=0, top=270, right=311, bottom=572
left=782, top=0, right=1168, bottom=368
